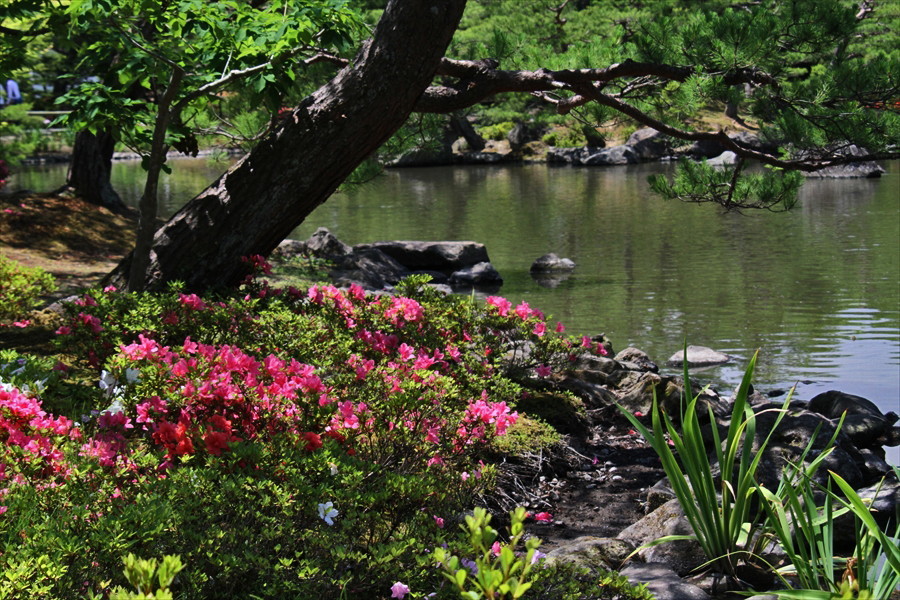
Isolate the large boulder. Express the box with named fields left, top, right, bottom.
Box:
left=803, top=145, right=885, bottom=178
left=354, top=240, right=490, bottom=274
left=617, top=499, right=708, bottom=576
left=329, top=248, right=409, bottom=290
left=545, top=536, right=636, bottom=573
left=447, top=261, right=503, bottom=289
left=507, top=122, right=544, bottom=151
left=626, top=127, right=673, bottom=161
left=807, top=390, right=900, bottom=449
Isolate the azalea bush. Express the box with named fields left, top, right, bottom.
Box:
left=2, top=270, right=615, bottom=598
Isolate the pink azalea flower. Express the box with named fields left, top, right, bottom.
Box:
left=514, top=301, right=531, bottom=320
left=533, top=322, right=547, bottom=337
left=486, top=296, right=511, bottom=316
left=390, top=582, right=410, bottom=599
left=555, top=322, right=565, bottom=333
left=491, top=541, right=502, bottom=556
left=535, top=364, right=552, bottom=378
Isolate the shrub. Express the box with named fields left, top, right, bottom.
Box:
left=477, top=121, right=517, bottom=141
left=0, top=255, right=56, bottom=323
left=3, top=274, right=611, bottom=598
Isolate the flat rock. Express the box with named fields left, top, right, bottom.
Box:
left=666, top=345, right=730, bottom=368
left=354, top=241, right=490, bottom=273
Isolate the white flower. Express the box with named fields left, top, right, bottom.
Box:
left=124, top=368, right=141, bottom=383
left=317, top=501, right=338, bottom=525
left=99, top=370, right=118, bottom=395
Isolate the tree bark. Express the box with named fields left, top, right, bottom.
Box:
left=106, top=0, right=468, bottom=292
left=66, top=129, right=129, bottom=213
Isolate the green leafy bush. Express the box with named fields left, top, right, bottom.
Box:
left=3, top=273, right=610, bottom=598
left=477, top=121, right=517, bottom=141
left=0, top=254, right=56, bottom=323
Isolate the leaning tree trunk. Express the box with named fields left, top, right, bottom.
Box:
left=106, top=0, right=467, bottom=292
left=66, top=129, right=129, bottom=213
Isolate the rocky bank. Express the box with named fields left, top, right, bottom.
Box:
left=278, top=228, right=900, bottom=599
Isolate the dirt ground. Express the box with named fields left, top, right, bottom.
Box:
left=0, top=191, right=664, bottom=548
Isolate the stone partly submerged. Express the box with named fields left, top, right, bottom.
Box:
left=665, top=345, right=731, bottom=368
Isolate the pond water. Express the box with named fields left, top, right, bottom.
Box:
left=7, top=157, right=900, bottom=462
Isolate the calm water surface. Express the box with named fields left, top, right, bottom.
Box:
left=8, top=158, right=900, bottom=460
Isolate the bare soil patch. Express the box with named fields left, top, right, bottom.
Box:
left=1, top=191, right=136, bottom=299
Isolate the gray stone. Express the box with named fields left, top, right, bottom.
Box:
left=807, top=390, right=899, bottom=449
left=831, top=476, right=900, bottom=547
left=729, top=131, right=778, bottom=154
left=530, top=253, right=576, bottom=273
left=571, top=353, right=620, bottom=375
left=581, top=145, right=639, bottom=166
left=354, top=240, right=490, bottom=274
left=626, top=128, right=672, bottom=160
left=619, top=563, right=710, bottom=600
left=614, top=348, right=659, bottom=373
left=803, top=145, right=885, bottom=178
left=330, top=248, right=409, bottom=290
left=706, top=151, right=738, bottom=166
left=546, top=146, right=590, bottom=163
left=303, top=227, right=352, bottom=258
left=388, top=146, right=453, bottom=167
left=455, top=151, right=508, bottom=164
left=618, top=499, right=708, bottom=576
left=507, top=122, right=543, bottom=150
left=645, top=479, right=676, bottom=513
left=448, top=262, right=503, bottom=287
left=686, top=138, right=728, bottom=158
left=545, top=536, right=636, bottom=572
left=666, top=345, right=730, bottom=368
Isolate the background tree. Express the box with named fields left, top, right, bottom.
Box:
left=57, top=0, right=363, bottom=290
left=104, top=0, right=897, bottom=292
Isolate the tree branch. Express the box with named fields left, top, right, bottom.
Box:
left=415, top=57, right=895, bottom=171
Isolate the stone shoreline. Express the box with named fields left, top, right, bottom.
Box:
left=281, top=227, right=900, bottom=599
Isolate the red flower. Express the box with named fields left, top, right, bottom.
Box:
left=300, top=432, right=322, bottom=452
left=204, top=431, right=230, bottom=455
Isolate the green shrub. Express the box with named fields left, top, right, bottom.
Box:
left=0, top=255, right=56, bottom=323
left=3, top=273, right=613, bottom=598
left=541, top=127, right=587, bottom=148
left=477, top=121, right=517, bottom=141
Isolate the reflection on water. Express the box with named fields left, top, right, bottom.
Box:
left=5, top=157, right=899, bottom=461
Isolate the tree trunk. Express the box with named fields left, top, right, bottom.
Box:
left=66, top=129, right=129, bottom=213
left=106, top=0, right=467, bottom=292
left=128, top=67, right=184, bottom=292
